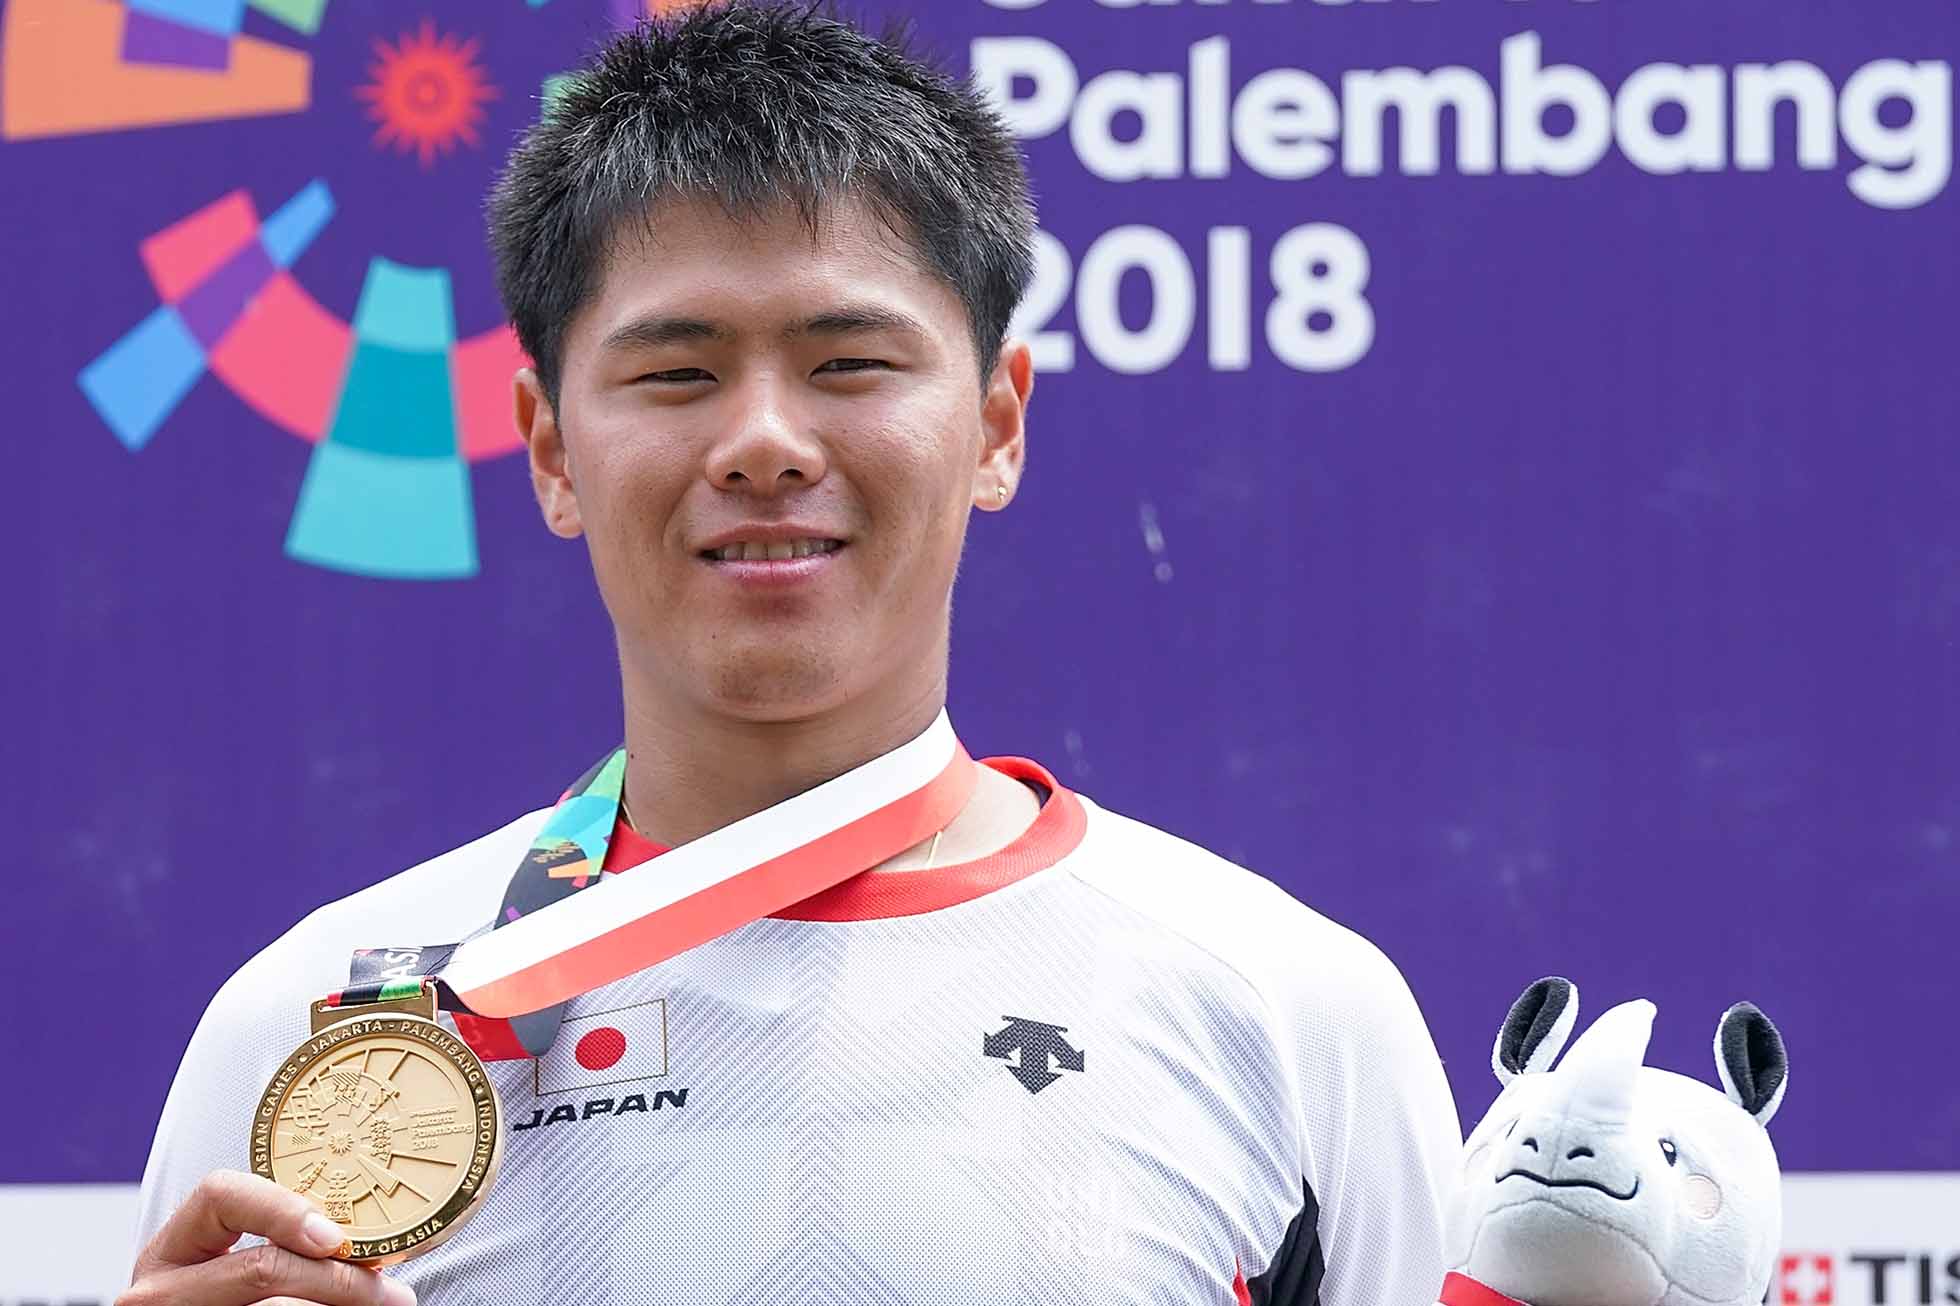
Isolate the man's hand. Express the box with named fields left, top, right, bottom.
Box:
left=119, top=1171, right=415, bottom=1306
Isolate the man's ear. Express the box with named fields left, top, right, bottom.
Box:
left=515, top=368, right=583, bottom=539
left=973, top=338, right=1032, bottom=512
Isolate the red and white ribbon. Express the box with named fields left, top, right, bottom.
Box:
left=444, top=712, right=974, bottom=1018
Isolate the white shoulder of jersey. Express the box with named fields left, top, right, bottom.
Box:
left=133, top=807, right=551, bottom=1255
left=1065, top=796, right=1463, bottom=1305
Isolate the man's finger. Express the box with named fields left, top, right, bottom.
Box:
left=125, top=1243, right=413, bottom=1306
left=135, top=1171, right=346, bottom=1276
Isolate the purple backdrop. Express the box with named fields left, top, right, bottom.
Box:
left=3, top=0, right=1955, bottom=1184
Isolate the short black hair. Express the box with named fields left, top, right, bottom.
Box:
left=487, top=1, right=1036, bottom=406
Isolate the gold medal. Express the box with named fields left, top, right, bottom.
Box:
left=252, top=988, right=502, bottom=1265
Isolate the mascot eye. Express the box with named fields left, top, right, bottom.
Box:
left=1660, top=1139, right=1679, bottom=1167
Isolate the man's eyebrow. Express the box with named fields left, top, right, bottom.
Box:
left=787, top=305, right=930, bottom=340
left=598, top=315, right=733, bottom=352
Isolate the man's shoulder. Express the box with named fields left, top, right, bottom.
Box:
left=299, top=805, right=552, bottom=937
left=1061, top=795, right=1454, bottom=1179
left=139, top=807, right=558, bottom=1236
left=1064, top=796, right=1412, bottom=1017
left=212, top=807, right=552, bottom=1027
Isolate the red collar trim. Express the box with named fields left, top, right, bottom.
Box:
left=1440, top=1274, right=1526, bottom=1306
left=600, top=757, right=1085, bottom=922
left=601, top=813, right=669, bottom=872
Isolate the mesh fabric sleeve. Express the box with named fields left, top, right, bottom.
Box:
left=1064, top=802, right=1463, bottom=1306
left=134, top=949, right=314, bottom=1259
left=1250, top=936, right=1461, bottom=1306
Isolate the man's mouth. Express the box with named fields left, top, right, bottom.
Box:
left=702, top=539, right=844, bottom=562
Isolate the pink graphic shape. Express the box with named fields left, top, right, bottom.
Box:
left=207, top=271, right=352, bottom=440
left=141, top=190, right=258, bottom=303
left=451, top=325, right=530, bottom=461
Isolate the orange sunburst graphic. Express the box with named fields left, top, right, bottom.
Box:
left=355, top=19, right=499, bottom=169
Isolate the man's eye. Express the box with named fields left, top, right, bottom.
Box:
left=637, top=368, right=713, bottom=384
left=815, top=358, right=887, bottom=374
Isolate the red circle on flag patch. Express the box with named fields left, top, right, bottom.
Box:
left=575, top=1026, right=627, bottom=1071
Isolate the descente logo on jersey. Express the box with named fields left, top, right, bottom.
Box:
left=513, top=1088, right=690, bottom=1132
left=985, top=1015, right=1086, bottom=1094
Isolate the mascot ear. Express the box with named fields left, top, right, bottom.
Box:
left=1492, top=976, right=1579, bottom=1085
left=1714, top=1002, right=1788, bottom=1127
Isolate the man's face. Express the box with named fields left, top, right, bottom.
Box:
left=517, top=195, right=1030, bottom=724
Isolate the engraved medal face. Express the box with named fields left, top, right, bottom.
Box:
left=253, top=1015, right=502, bottom=1266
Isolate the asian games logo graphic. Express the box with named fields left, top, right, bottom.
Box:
left=0, top=0, right=697, bottom=580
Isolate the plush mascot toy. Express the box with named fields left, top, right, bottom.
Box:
left=1440, top=977, right=1789, bottom=1306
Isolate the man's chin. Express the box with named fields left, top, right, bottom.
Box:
left=699, top=653, right=853, bottom=722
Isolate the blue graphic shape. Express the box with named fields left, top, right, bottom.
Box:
left=261, top=180, right=334, bottom=268
left=352, top=260, right=456, bottom=353
left=286, top=444, right=477, bottom=579
left=126, top=0, right=247, bottom=37
left=78, top=306, right=205, bottom=452
left=328, top=343, right=458, bottom=459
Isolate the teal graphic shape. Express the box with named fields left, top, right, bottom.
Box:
left=287, top=444, right=477, bottom=579
left=245, top=0, right=328, bottom=34
left=328, top=342, right=458, bottom=459
left=353, top=259, right=456, bottom=353
left=285, top=254, right=476, bottom=579
left=79, top=306, right=205, bottom=451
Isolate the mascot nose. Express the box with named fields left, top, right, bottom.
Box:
left=1504, top=1122, right=1594, bottom=1172
left=1551, top=999, right=1655, bottom=1124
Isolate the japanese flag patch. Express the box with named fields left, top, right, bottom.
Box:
left=534, top=999, right=669, bottom=1096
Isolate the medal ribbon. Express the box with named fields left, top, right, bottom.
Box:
left=334, top=711, right=975, bottom=1056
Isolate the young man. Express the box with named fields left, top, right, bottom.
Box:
left=125, top=6, right=1459, bottom=1304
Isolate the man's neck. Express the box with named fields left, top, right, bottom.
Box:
left=617, top=678, right=947, bottom=850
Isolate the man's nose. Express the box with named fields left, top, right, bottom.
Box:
left=704, top=385, right=827, bottom=494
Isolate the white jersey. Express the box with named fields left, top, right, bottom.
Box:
left=138, top=760, right=1460, bottom=1304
